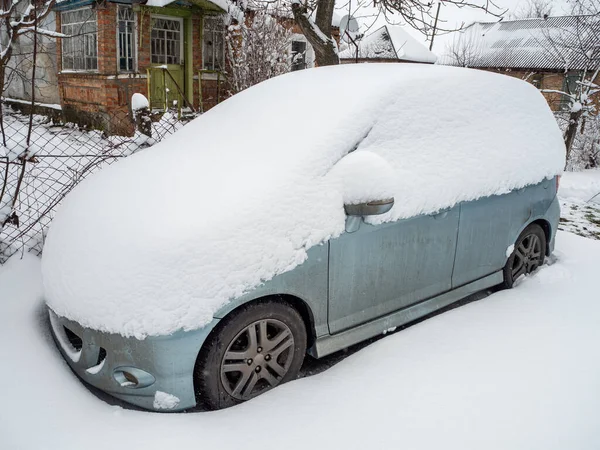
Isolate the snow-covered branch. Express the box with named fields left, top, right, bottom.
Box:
left=17, top=27, right=68, bottom=37
left=541, top=89, right=575, bottom=99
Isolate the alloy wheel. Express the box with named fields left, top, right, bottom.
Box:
left=220, top=319, right=295, bottom=400
left=511, top=233, right=543, bottom=281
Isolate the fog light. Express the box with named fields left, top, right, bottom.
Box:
left=113, top=367, right=155, bottom=389
left=124, top=371, right=138, bottom=386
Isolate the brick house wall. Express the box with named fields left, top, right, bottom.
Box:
left=55, top=2, right=224, bottom=135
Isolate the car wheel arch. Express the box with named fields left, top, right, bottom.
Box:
left=509, top=217, right=552, bottom=260
left=531, top=218, right=551, bottom=256
left=212, top=294, right=316, bottom=345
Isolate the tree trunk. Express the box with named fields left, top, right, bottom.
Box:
left=292, top=0, right=339, bottom=67
left=0, top=21, right=13, bottom=147
left=564, top=109, right=583, bottom=168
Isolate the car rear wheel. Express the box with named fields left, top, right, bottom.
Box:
left=194, top=300, right=307, bottom=410
left=502, top=223, right=546, bottom=289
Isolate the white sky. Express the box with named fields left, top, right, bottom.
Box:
left=337, top=0, right=572, bottom=56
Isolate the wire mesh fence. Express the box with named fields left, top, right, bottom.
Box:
left=0, top=104, right=192, bottom=263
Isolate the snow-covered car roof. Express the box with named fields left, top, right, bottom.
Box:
left=42, top=64, right=565, bottom=338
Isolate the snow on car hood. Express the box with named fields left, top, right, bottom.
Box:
left=42, top=64, right=565, bottom=338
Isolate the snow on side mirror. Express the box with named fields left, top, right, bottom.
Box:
left=328, top=150, right=396, bottom=218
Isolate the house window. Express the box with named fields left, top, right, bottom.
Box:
left=291, top=40, right=307, bottom=71
left=61, top=8, right=98, bottom=71
left=561, top=71, right=581, bottom=109
left=118, top=6, right=136, bottom=72
left=151, top=17, right=182, bottom=65
left=203, top=16, right=225, bottom=71
left=563, top=71, right=581, bottom=95
left=529, top=72, right=543, bottom=88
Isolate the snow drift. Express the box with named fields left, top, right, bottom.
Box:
left=42, top=64, right=565, bottom=338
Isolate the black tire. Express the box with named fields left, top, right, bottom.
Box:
left=194, top=300, right=307, bottom=410
left=502, top=223, right=547, bottom=289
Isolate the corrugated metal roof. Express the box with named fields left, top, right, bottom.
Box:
left=448, top=15, right=600, bottom=70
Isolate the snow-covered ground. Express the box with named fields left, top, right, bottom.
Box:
left=560, top=169, right=600, bottom=204
left=1, top=230, right=600, bottom=450
left=559, top=169, right=600, bottom=239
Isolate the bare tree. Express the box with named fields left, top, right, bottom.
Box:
left=511, top=0, right=554, bottom=19
left=1, top=0, right=59, bottom=147
left=445, top=28, right=484, bottom=67
left=1, top=0, right=58, bottom=107
left=1, top=0, right=60, bottom=228
left=227, top=11, right=293, bottom=94
left=537, top=0, right=600, bottom=167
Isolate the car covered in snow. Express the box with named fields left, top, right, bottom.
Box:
left=43, top=64, right=565, bottom=411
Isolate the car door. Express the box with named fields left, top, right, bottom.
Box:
left=452, top=190, right=531, bottom=288
left=327, top=207, right=460, bottom=334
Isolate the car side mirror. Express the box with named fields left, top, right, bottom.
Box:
left=344, top=198, right=395, bottom=217
left=328, top=150, right=396, bottom=232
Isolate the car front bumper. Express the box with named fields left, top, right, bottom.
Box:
left=48, top=308, right=219, bottom=411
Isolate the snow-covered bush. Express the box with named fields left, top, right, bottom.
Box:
left=556, top=112, right=600, bottom=171
left=226, top=11, right=292, bottom=94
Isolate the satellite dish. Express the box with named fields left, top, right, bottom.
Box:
left=339, top=15, right=359, bottom=42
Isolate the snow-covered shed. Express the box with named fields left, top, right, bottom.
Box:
left=340, top=25, right=437, bottom=65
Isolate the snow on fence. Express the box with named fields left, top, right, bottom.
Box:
left=0, top=105, right=190, bottom=263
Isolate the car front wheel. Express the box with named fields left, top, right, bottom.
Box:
left=194, top=300, right=307, bottom=410
left=502, top=223, right=547, bottom=288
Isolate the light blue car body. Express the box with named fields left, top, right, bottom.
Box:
left=49, top=177, right=560, bottom=411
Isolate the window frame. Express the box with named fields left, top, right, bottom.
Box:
left=289, top=34, right=314, bottom=71
left=150, top=14, right=184, bottom=66
left=202, top=15, right=226, bottom=72
left=60, top=6, right=99, bottom=73
left=117, top=5, right=137, bottom=73
left=291, top=40, right=307, bottom=71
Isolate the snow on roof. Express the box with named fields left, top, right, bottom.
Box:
left=145, top=0, right=236, bottom=15
left=340, top=25, right=437, bottom=64
left=42, top=64, right=565, bottom=338
left=144, top=0, right=174, bottom=6
left=443, top=15, right=600, bottom=70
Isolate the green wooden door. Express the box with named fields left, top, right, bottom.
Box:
left=150, top=16, right=185, bottom=110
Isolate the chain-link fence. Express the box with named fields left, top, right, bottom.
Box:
left=0, top=104, right=192, bottom=263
